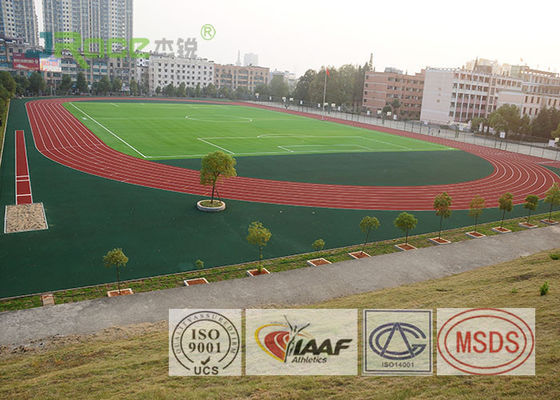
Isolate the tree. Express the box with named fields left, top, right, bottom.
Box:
left=155, top=86, right=161, bottom=96
left=199, top=151, right=237, bottom=204
left=247, top=221, right=271, bottom=272
left=0, top=71, right=16, bottom=96
left=312, top=239, right=325, bottom=252
left=129, top=78, right=139, bottom=96
left=523, top=195, right=539, bottom=224
left=498, top=192, right=513, bottom=228
left=59, top=74, right=73, bottom=94
left=270, top=74, right=289, bottom=99
left=488, top=104, right=522, bottom=136
left=394, top=212, right=418, bottom=245
left=111, top=77, right=122, bottom=93
left=204, top=83, right=217, bottom=98
left=76, top=72, right=88, bottom=94
left=359, top=216, right=380, bottom=251
left=552, top=123, right=560, bottom=139
left=103, top=248, right=128, bottom=294
left=469, top=195, right=485, bottom=233
left=97, top=76, right=111, bottom=95
left=14, top=75, right=29, bottom=96
left=470, top=117, right=484, bottom=133
left=163, top=83, right=175, bottom=97
left=176, top=82, right=186, bottom=97
left=433, top=192, right=452, bottom=238
left=382, top=104, right=392, bottom=115
left=544, top=183, right=560, bottom=221
left=195, top=259, right=204, bottom=269
left=28, top=72, right=46, bottom=95
left=391, top=98, right=401, bottom=117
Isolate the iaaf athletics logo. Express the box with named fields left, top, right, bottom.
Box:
left=169, top=309, right=241, bottom=376
left=363, top=310, right=433, bottom=375
left=246, top=309, right=357, bottom=375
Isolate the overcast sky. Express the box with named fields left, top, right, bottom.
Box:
left=35, top=0, right=559, bottom=76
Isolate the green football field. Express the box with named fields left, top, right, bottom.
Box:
left=63, top=102, right=455, bottom=159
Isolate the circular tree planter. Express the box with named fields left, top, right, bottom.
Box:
left=197, top=200, right=226, bottom=212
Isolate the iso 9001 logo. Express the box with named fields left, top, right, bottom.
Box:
left=169, top=309, right=241, bottom=376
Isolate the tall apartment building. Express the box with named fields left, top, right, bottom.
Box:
left=148, top=55, right=214, bottom=93
left=0, top=0, right=38, bottom=46
left=43, top=0, right=133, bottom=51
left=214, top=64, right=269, bottom=92
left=362, top=68, right=424, bottom=119
left=421, top=61, right=560, bottom=125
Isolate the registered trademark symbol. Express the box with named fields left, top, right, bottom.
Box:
left=200, top=24, right=216, bottom=40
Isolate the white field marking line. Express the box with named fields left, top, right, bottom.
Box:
left=283, top=144, right=373, bottom=151
left=110, top=103, right=119, bottom=107
left=278, top=146, right=294, bottom=153
left=69, top=103, right=147, bottom=158
left=196, top=138, right=234, bottom=154
left=256, top=134, right=367, bottom=139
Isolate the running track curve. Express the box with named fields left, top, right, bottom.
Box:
left=25, top=97, right=560, bottom=210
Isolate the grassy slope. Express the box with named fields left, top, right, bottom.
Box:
left=0, top=250, right=558, bottom=400
left=63, top=102, right=453, bottom=159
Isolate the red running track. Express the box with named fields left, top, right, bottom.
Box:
left=25, top=97, right=560, bottom=210
left=15, top=130, right=33, bottom=205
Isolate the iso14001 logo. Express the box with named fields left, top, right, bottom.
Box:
left=169, top=309, right=241, bottom=376
left=363, top=309, right=433, bottom=375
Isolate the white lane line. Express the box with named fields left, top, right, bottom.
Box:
left=278, top=145, right=294, bottom=153
left=70, top=103, right=147, bottom=158
left=197, top=138, right=234, bottom=154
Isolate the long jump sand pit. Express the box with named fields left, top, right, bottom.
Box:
left=4, top=203, right=48, bottom=234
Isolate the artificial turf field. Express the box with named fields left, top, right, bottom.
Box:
left=0, top=98, right=554, bottom=298
left=63, top=102, right=454, bottom=159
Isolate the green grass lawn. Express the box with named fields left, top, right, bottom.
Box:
left=63, top=102, right=455, bottom=159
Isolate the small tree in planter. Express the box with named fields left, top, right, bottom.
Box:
left=312, top=239, right=325, bottom=252
left=433, top=192, right=452, bottom=239
left=359, top=216, right=380, bottom=251
left=543, top=183, right=560, bottom=222
left=469, top=195, right=485, bottom=234
left=199, top=151, right=237, bottom=206
left=498, top=192, right=513, bottom=228
left=247, top=221, right=271, bottom=273
left=394, top=212, right=418, bottom=246
left=103, top=248, right=128, bottom=294
left=523, top=195, right=539, bottom=224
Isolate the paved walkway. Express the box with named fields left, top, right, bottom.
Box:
left=1, top=225, right=559, bottom=346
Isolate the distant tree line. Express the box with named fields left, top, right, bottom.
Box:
left=471, top=104, right=560, bottom=140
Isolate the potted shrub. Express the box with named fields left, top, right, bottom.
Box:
left=104, top=248, right=133, bottom=297
left=308, top=238, right=332, bottom=266
left=519, top=195, right=539, bottom=228
left=429, top=192, right=452, bottom=244
left=492, top=192, right=513, bottom=233
left=542, top=183, right=560, bottom=224
left=350, top=216, right=379, bottom=258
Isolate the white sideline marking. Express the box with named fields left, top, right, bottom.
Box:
left=70, top=103, right=147, bottom=158
left=278, top=146, right=294, bottom=153
left=197, top=138, right=234, bottom=154
left=110, top=103, right=119, bottom=107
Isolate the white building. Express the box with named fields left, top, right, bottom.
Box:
left=0, top=0, right=38, bottom=46
left=148, top=55, right=214, bottom=93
